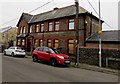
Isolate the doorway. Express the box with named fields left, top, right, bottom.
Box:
left=27, top=39, right=31, bottom=52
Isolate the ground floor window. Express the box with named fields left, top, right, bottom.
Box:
left=39, top=39, right=43, bottom=47
left=17, top=39, right=21, bottom=45
left=47, top=39, right=52, bottom=48
left=68, top=39, right=74, bottom=54
left=34, top=39, right=38, bottom=47
left=54, top=39, right=59, bottom=48
left=22, top=39, right=25, bottom=45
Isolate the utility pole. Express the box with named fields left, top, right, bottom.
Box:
left=98, top=0, right=102, bottom=67
left=75, top=0, right=80, bottom=66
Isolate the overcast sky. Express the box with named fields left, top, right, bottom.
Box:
left=0, top=0, right=119, bottom=31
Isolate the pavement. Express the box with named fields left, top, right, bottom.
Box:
left=26, top=55, right=119, bottom=76
left=71, top=62, right=119, bottom=76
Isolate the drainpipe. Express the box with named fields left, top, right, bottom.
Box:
left=90, top=12, right=92, bottom=36
left=84, top=14, right=87, bottom=47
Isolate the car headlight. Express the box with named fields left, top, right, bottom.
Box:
left=57, top=55, right=64, bottom=59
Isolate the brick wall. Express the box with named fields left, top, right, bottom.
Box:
left=79, top=47, right=120, bottom=69
left=29, top=16, right=87, bottom=54
left=18, top=17, right=29, bottom=34
left=17, top=13, right=101, bottom=54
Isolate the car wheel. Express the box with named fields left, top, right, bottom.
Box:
left=33, top=56, right=38, bottom=62
left=3, top=51, right=6, bottom=55
left=11, top=52, right=14, bottom=57
left=50, top=58, right=56, bottom=66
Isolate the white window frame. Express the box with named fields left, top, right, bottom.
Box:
left=36, top=24, right=39, bottom=32
left=30, top=26, right=32, bottom=33
left=17, top=39, right=21, bottom=45
left=49, top=22, right=53, bottom=31
left=41, top=24, right=44, bottom=32
left=69, top=19, right=74, bottom=30
left=23, top=27, right=26, bottom=33
left=22, top=39, right=25, bottom=45
left=55, top=21, right=59, bottom=31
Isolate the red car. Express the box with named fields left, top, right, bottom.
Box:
left=32, top=47, right=71, bottom=66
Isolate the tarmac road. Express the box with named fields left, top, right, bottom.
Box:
left=2, top=54, right=118, bottom=82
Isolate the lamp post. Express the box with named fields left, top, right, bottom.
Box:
left=98, top=0, right=102, bottom=67
left=75, top=0, right=80, bottom=66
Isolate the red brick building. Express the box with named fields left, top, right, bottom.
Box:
left=16, top=5, right=103, bottom=55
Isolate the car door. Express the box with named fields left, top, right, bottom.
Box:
left=10, top=47, right=15, bottom=55
left=7, top=47, right=12, bottom=55
left=42, top=47, right=51, bottom=61
left=37, top=47, right=44, bottom=60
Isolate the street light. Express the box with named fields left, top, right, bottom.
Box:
left=98, top=0, right=102, bottom=67
left=75, top=0, right=80, bottom=66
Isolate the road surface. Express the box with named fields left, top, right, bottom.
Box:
left=2, top=54, right=118, bottom=82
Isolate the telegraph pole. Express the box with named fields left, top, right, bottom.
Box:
left=98, top=0, right=102, bottom=67
left=75, top=0, right=80, bottom=66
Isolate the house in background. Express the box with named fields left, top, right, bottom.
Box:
left=16, top=5, right=103, bottom=54
left=0, top=26, right=17, bottom=46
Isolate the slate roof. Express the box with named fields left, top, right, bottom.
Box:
left=29, top=5, right=88, bottom=23
left=17, top=5, right=103, bottom=26
left=23, top=13, right=33, bottom=23
left=17, top=13, right=33, bottom=26
left=86, top=30, right=120, bottom=43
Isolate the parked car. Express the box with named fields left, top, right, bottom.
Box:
left=4, top=46, right=26, bottom=57
left=32, top=46, right=71, bottom=66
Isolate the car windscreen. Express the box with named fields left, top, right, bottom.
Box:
left=50, top=48, right=61, bottom=54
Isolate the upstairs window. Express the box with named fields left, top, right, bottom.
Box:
left=41, top=24, right=44, bottom=32
left=36, top=24, right=39, bottom=32
left=55, top=21, right=59, bottom=31
left=69, top=19, right=74, bottom=30
left=30, top=26, right=32, bottom=33
left=48, top=22, right=53, bottom=31
left=23, top=27, right=26, bottom=33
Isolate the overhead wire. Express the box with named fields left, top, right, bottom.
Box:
left=1, top=0, right=114, bottom=30
left=0, top=0, right=54, bottom=28
left=0, top=18, right=18, bottom=27
left=86, top=0, right=114, bottom=29
left=28, top=0, right=54, bottom=13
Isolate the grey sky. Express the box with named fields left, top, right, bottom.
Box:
left=0, top=0, right=119, bottom=31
